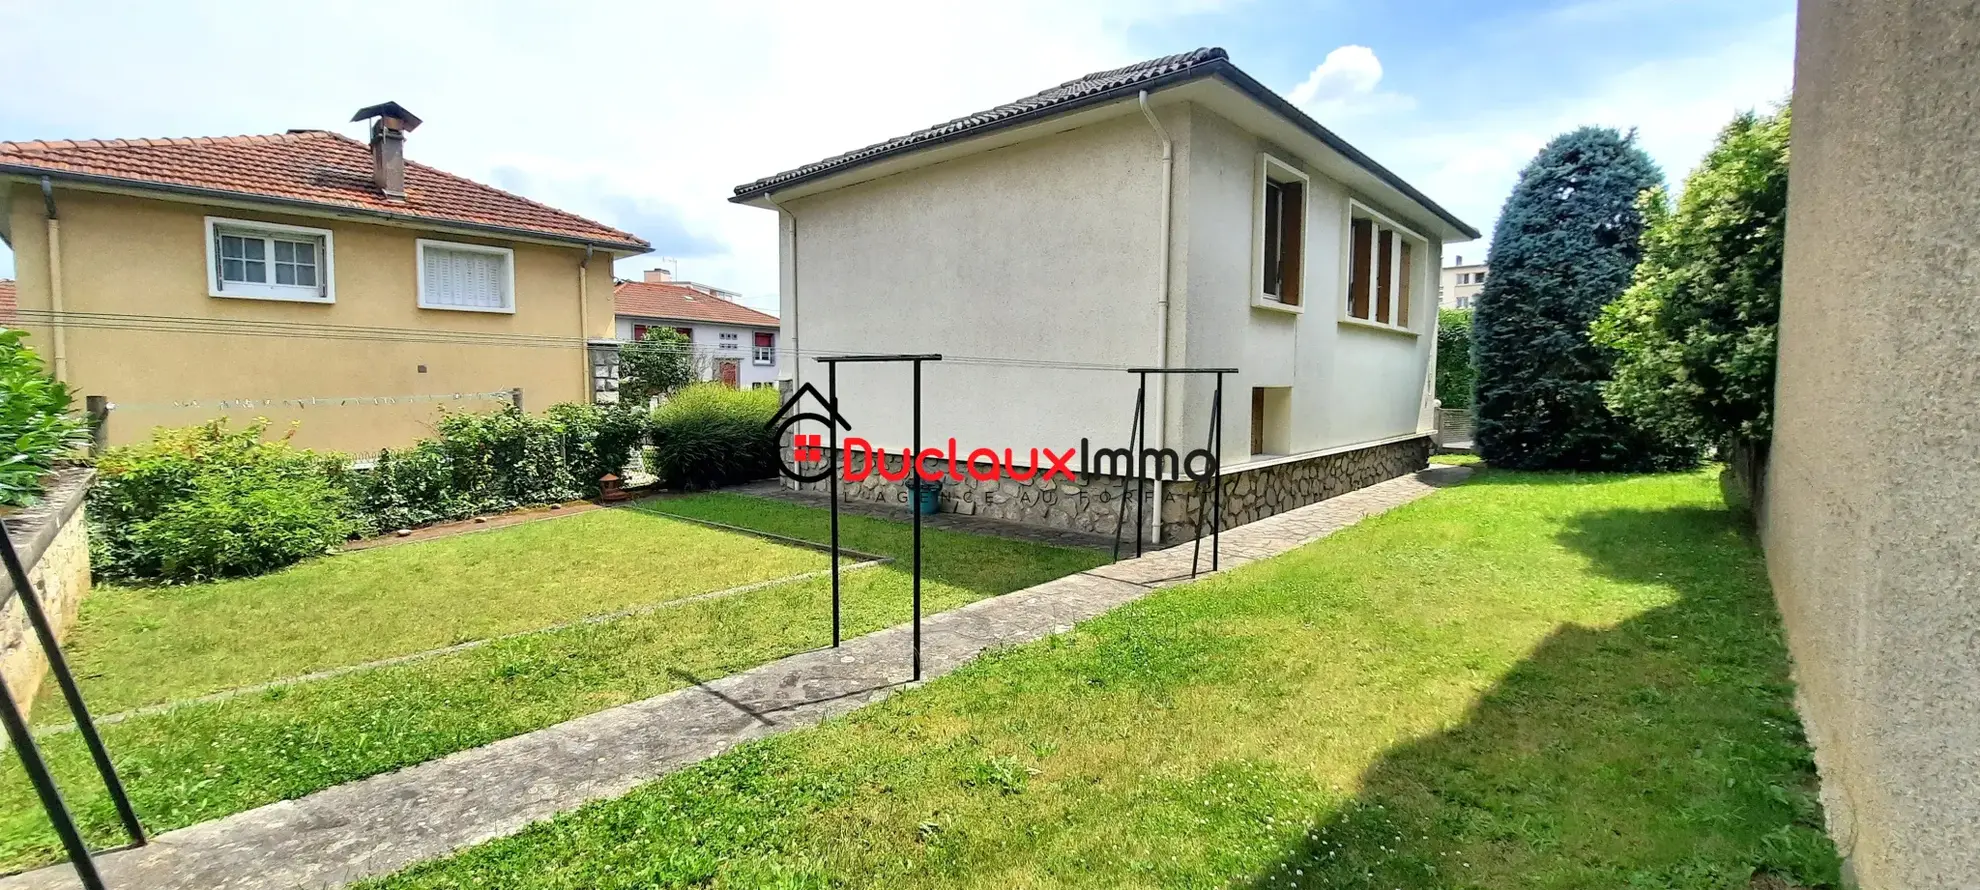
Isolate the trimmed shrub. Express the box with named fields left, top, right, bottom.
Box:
left=620, top=328, right=697, bottom=404
left=0, top=329, right=89, bottom=507
left=1435, top=308, right=1475, bottom=410
left=1473, top=127, right=1699, bottom=471
left=347, top=405, right=580, bottom=531
left=1594, top=105, right=1790, bottom=453
left=90, top=421, right=354, bottom=582
left=650, top=383, right=780, bottom=489
left=548, top=402, right=650, bottom=497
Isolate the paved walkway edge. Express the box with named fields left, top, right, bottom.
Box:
left=2, top=465, right=1469, bottom=890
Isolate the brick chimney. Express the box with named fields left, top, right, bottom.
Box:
left=643, top=268, right=674, bottom=283
left=350, top=102, right=423, bottom=199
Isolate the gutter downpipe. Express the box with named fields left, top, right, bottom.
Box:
left=579, top=244, right=594, bottom=398
left=1138, top=91, right=1173, bottom=545
left=40, top=178, right=69, bottom=383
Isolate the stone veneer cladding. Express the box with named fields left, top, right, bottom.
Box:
left=783, top=437, right=1431, bottom=544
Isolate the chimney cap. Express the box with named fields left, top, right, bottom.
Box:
left=351, top=101, right=423, bottom=132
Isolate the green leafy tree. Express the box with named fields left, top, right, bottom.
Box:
left=1593, top=105, right=1790, bottom=452
left=0, top=329, right=89, bottom=506
left=1435, top=308, right=1475, bottom=409
left=620, top=328, right=698, bottom=404
left=1473, top=127, right=1698, bottom=470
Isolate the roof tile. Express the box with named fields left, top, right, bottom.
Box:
left=0, top=131, right=649, bottom=251
left=0, top=280, right=14, bottom=324
left=614, top=280, right=779, bottom=328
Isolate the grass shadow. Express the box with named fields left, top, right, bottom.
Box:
left=1243, top=503, right=1840, bottom=889
left=632, top=494, right=1109, bottom=601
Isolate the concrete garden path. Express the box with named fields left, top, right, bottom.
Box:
left=2, top=465, right=1469, bottom=890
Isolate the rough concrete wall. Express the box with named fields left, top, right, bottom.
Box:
left=1767, top=2, right=1980, bottom=886
left=0, top=471, right=94, bottom=719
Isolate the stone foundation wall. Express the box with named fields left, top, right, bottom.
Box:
left=783, top=436, right=1431, bottom=543
left=0, top=468, right=94, bottom=718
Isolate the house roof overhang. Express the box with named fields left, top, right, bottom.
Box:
left=731, top=58, right=1478, bottom=243
left=0, top=169, right=654, bottom=257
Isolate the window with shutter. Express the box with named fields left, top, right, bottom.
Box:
left=1254, top=154, right=1309, bottom=311
left=1343, top=202, right=1427, bottom=332
left=417, top=240, right=515, bottom=313
left=205, top=216, right=334, bottom=303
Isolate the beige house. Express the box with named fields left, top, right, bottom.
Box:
left=0, top=103, right=649, bottom=453
left=735, top=48, right=1475, bottom=541
left=1439, top=255, right=1486, bottom=310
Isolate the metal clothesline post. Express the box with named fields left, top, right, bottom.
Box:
left=1, top=521, right=148, bottom=890
left=1115, top=367, right=1239, bottom=578
left=827, top=362, right=842, bottom=648
left=814, top=354, right=943, bottom=682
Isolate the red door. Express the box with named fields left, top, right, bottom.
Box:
left=718, top=359, right=740, bottom=388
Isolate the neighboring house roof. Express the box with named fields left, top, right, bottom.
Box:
left=0, top=131, right=650, bottom=252
left=614, top=280, right=780, bottom=328
left=731, top=47, right=1478, bottom=240
left=0, top=280, right=14, bottom=324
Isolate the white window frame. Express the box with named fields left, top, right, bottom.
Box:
left=416, top=239, right=516, bottom=314
left=1339, top=199, right=1427, bottom=336
left=204, top=216, right=335, bottom=304
left=1250, top=153, right=1310, bottom=315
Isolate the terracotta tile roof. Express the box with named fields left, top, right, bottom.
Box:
left=731, top=47, right=1477, bottom=239
left=0, top=280, right=14, bottom=324
left=0, top=131, right=650, bottom=251
left=734, top=48, right=1227, bottom=199
left=614, top=280, right=779, bottom=328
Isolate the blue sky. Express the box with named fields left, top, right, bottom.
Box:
left=0, top=0, right=1794, bottom=313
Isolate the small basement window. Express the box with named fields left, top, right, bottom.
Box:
left=1249, top=386, right=1292, bottom=457
left=206, top=217, right=334, bottom=303
left=1345, top=202, right=1425, bottom=331
left=1255, top=154, right=1309, bottom=309
left=418, top=240, right=515, bottom=313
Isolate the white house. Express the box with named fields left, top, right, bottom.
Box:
left=613, top=269, right=780, bottom=389
left=732, top=47, right=1477, bottom=541
left=1440, top=255, right=1487, bottom=310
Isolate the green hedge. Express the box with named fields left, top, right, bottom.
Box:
left=91, top=387, right=785, bottom=582
left=0, top=329, right=89, bottom=507
left=347, top=403, right=648, bottom=533
left=90, top=421, right=355, bottom=582
left=650, top=383, right=780, bottom=489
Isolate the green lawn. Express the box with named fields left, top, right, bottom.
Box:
left=43, top=507, right=831, bottom=716
left=0, top=496, right=1103, bottom=873
left=369, top=470, right=1840, bottom=890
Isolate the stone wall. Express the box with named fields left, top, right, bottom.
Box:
left=0, top=468, right=94, bottom=718
left=783, top=436, right=1430, bottom=544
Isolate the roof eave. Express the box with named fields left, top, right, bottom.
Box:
left=729, top=58, right=1478, bottom=242
left=613, top=310, right=780, bottom=327
left=1, top=166, right=654, bottom=255
left=729, top=61, right=1220, bottom=207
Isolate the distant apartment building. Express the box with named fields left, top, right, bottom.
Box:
left=1440, top=255, right=1486, bottom=309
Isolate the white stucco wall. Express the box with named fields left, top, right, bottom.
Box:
left=615, top=315, right=780, bottom=389
left=780, top=111, right=1172, bottom=459
left=776, top=100, right=1438, bottom=468
left=1178, top=105, right=1438, bottom=461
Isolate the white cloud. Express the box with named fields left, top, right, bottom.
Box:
left=0, top=0, right=1231, bottom=307
left=1287, top=45, right=1416, bottom=119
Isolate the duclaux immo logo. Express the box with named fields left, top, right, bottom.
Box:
left=769, top=383, right=1221, bottom=485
